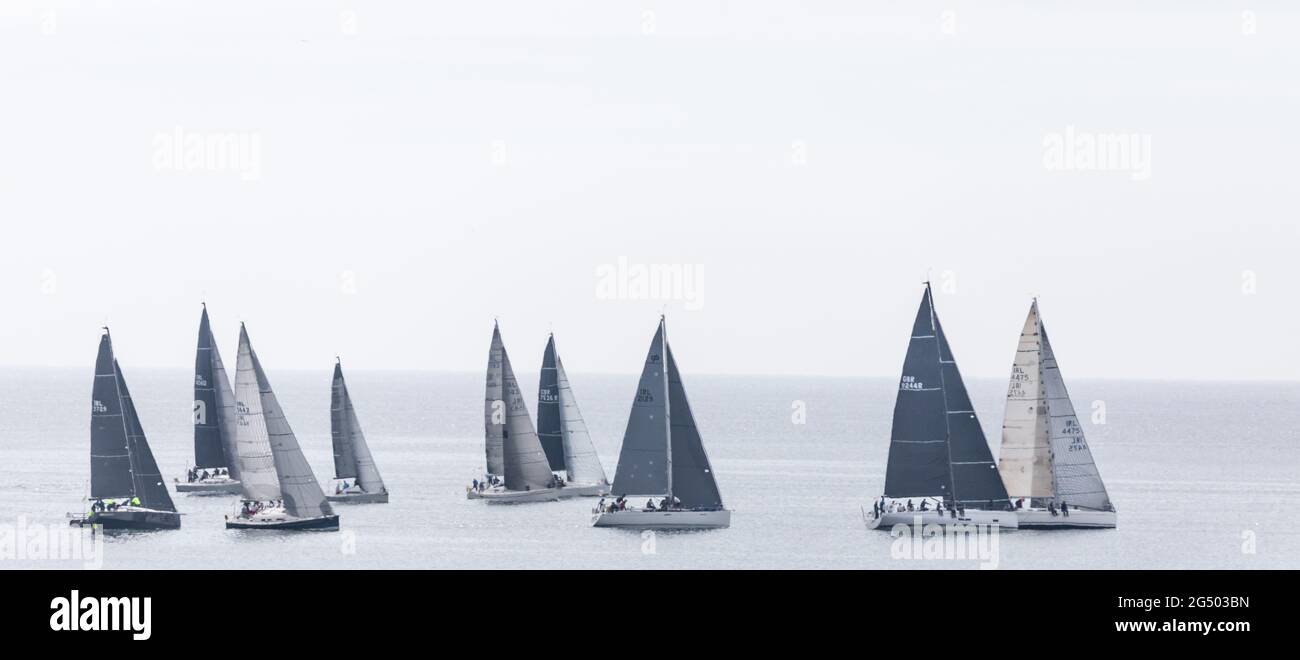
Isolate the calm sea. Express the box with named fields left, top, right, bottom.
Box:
left=2, top=367, right=1297, bottom=569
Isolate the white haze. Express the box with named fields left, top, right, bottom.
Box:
left=1, top=2, right=1296, bottom=380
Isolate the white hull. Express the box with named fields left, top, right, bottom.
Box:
left=175, top=478, right=241, bottom=494
left=865, top=508, right=1018, bottom=530
left=592, top=509, right=731, bottom=529
left=566, top=482, right=611, bottom=497
left=467, top=486, right=567, bottom=504
left=1016, top=508, right=1116, bottom=529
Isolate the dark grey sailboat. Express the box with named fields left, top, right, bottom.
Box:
left=593, top=317, right=729, bottom=529
left=326, top=359, right=388, bottom=503
left=176, top=304, right=241, bottom=494
left=69, top=329, right=181, bottom=530
left=536, top=334, right=609, bottom=496
left=225, top=325, right=338, bottom=530
left=866, top=283, right=1017, bottom=529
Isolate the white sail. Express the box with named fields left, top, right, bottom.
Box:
left=555, top=350, right=607, bottom=485
left=255, top=347, right=333, bottom=519
left=998, top=302, right=1053, bottom=499
left=232, top=326, right=281, bottom=502
left=1041, top=323, right=1112, bottom=511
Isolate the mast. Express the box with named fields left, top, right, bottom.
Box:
left=662, top=316, right=672, bottom=501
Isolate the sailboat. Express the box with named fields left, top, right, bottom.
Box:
left=176, top=304, right=242, bottom=494
left=866, top=284, right=1018, bottom=530
left=326, top=359, right=389, bottom=503
left=536, top=334, right=610, bottom=497
left=69, top=329, right=181, bottom=530
left=998, top=300, right=1116, bottom=528
left=593, top=317, right=730, bottom=529
left=467, top=322, right=570, bottom=503
left=224, top=324, right=339, bottom=530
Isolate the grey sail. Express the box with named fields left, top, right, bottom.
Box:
left=483, top=323, right=506, bottom=477
left=209, top=322, right=241, bottom=481
left=535, top=336, right=567, bottom=471
left=116, top=361, right=175, bottom=511
left=553, top=339, right=608, bottom=485
left=245, top=327, right=334, bottom=519
left=884, top=285, right=1011, bottom=509
left=1041, top=322, right=1113, bottom=511
left=231, top=326, right=282, bottom=502
left=500, top=338, right=554, bottom=491
left=89, top=332, right=136, bottom=499
left=665, top=343, right=723, bottom=509
left=331, top=361, right=385, bottom=493
left=610, top=320, right=671, bottom=497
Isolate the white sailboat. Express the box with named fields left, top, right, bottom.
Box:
left=536, top=334, right=610, bottom=497
left=998, top=300, right=1116, bottom=529
left=467, top=322, right=571, bottom=503
left=593, top=317, right=730, bottom=529
left=866, top=283, right=1018, bottom=530
left=224, top=324, right=339, bottom=530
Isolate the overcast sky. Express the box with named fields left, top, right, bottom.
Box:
left=1, top=2, right=1297, bottom=380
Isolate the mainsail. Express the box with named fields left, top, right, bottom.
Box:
left=242, top=326, right=334, bottom=519
left=499, top=333, right=554, bottom=491
left=88, top=331, right=175, bottom=511
left=193, top=304, right=239, bottom=476
left=611, top=318, right=723, bottom=507
left=331, top=360, right=386, bottom=494
left=536, top=336, right=567, bottom=471
left=1040, top=318, right=1113, bottom=511
left=231, top=325, right=282, bottom=502
left=483, top=323, right=506, bottom=477
left=611, top=320, right=670, bottom=497
left=884, top=285, right=1011, bottom=509
left=551, top=337, right=608, bottom=485
left=998, top=302, right=1052, bottom=499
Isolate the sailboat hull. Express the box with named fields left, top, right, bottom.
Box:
left=865, top=509, right=1018, bottom=530
left=326, top=490, right=389, bottom=504
left=566, top=482, right=611, bottom=497
left=1016, top=508, right=1116, bottom=529
left=69, top=509, right=181, bottom=530
left=467, top=486, right=568, bottom=504
left=224, top=514, right=340, bottom=530
left=175, top=478, right=242, bottom=494
left=591, top=509, right=731, bottom=529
